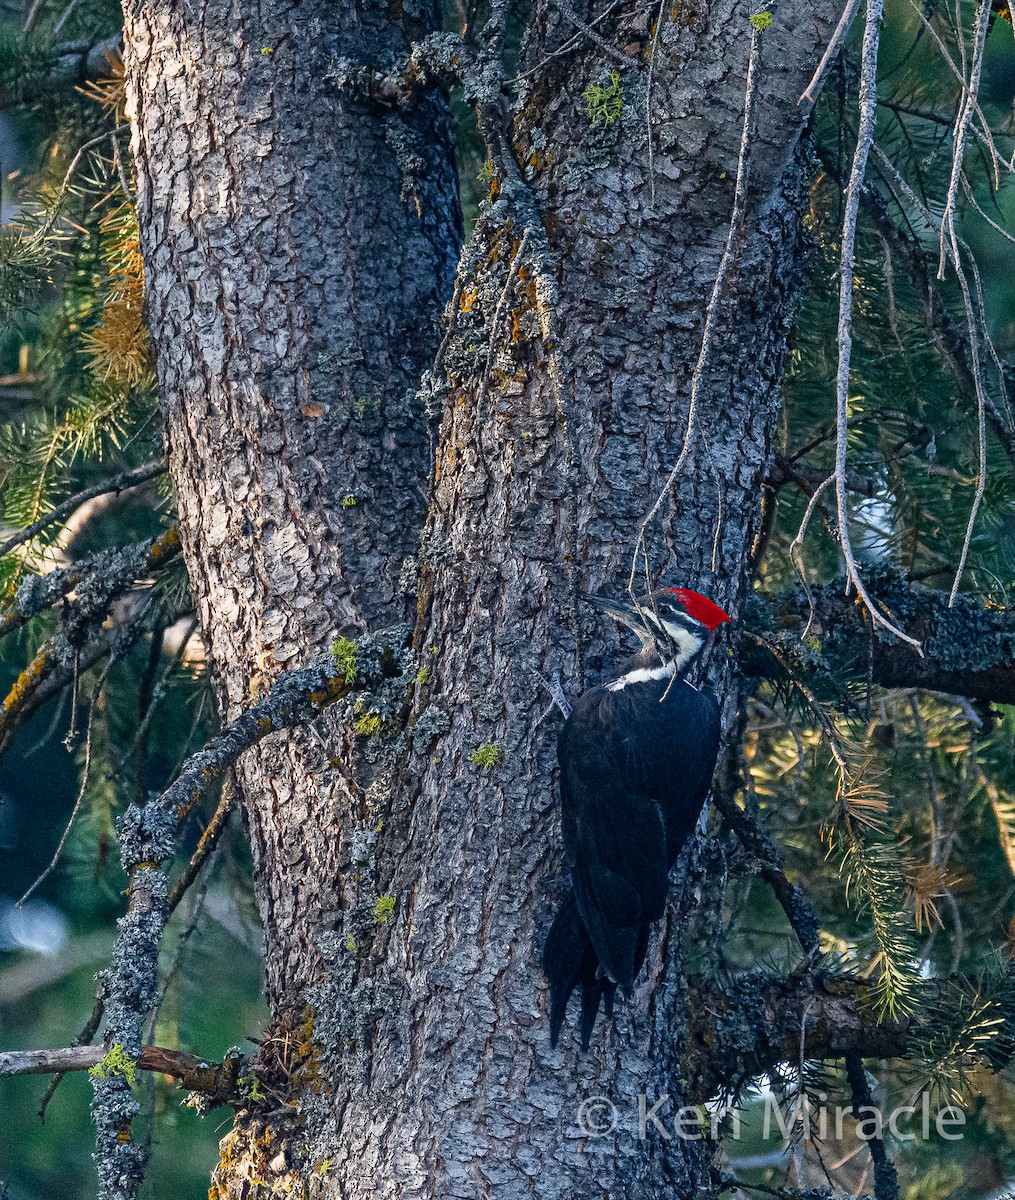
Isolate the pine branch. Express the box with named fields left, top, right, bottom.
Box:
left=0, top=32, right=120, bottom=107
left=747, top=577, right=1015, bottom=705
left=0, top=462, right=166, bottom=560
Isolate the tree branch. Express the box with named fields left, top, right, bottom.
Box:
left=0, top=34, right=121, bottom=107
left=90, top=629, right=406, bottom=1193
left=0, top=1043, right=245, bottom=1107
left=682, top=970, right=1014, bottom=1099
left=0, top=462, right=166, bottom=561
left=746, top=576, right=1015, bottom=705
left=0, top=525, right=180, bottom=641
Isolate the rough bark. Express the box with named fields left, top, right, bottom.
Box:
left=122, top=0, right=461, bottom=1006
left=293, top=4, right=841, bottom=1198
left=122, top=0, right=853, bottom=1195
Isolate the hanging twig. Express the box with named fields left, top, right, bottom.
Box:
left=165, top=783, right=234, bottom=917
left=799, top=0, right=862, bottom=112
left=17, top=658, right=113, bottom=906
left=870, top=146, right=992, bottom=604
left=629, top=13, right=765, bottom=596
left=789, top=473, right=836, bottom=637
left=832, top=0, right=922, bottom=653
left=900, top=0, right=1010, bottom=182
left=937, top=0, right=992, bottom=280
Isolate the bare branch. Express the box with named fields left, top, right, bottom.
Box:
left=833, top=0, right=923, bottom=653
left=846, top=1050, right=901, bottom=1200
left=799, top=0, right=862, bottom=113
left=937, top=0, right=991, bottom=279
left=0, top=462, right=166, bottom=561
left=0, top=1043, right=245, bottom=1106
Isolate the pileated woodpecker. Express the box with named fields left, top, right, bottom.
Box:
left=542, top=586, right=731, bottom=1049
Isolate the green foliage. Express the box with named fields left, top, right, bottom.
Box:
left=582, top=70, right=623, bottom=126
left=748, top=10, right=773, bottom=31
left=0, top=226, right=51, bottom=320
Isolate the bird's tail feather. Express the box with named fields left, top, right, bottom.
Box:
left=542, top=890, right=654, bottom=1050
left=542, top=889, right=612, bottom=1050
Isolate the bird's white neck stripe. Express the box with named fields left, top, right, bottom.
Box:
left=606, top=661, right=677, bottom=692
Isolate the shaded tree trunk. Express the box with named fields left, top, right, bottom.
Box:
left=122, top=0, right=460, bottom=1006
left=125, top=0, right=839, bottom=1195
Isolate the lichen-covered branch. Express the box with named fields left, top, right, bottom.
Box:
left=844, top=1049, right=900, bottom=1200
left=0, top=608, right=178, bottom=758
left=746, top=577, right=1015, bottom=705
left=0, top=526, right=180, bottom=642
left=0, top=1043, right=245, bottom=1107
left=91, top=630, right=404, bottom=1198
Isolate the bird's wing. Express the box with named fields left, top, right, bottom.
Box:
left=558, top=692, right=670, bottom=986
left=635, top=687, right=722, bottom=865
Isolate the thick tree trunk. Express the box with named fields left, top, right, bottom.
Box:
left=126, top=0, right=841, bottom=1196
left=122, top=0, right=460, bottom=1005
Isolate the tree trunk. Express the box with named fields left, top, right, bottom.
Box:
left=122, top=0, right=460, bottom=1006
left=126, top=0, right=841, bottom=1195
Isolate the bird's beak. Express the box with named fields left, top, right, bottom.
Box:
left=581, top=592, right=646, bottom=633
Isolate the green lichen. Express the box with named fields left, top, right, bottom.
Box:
left=354, top=395, right=380, bottom=419
left=353, top=711, right=382, bottom=737
left=331, top=636, right=357, bottom=683
left=344, top=931, right=358, bottom=953
left=467, top=743, right=501, bottom=770
left=582, top=70, right=623, bottom=126
left=414, top=667, right=429, bottom=685
left=748, top=10, right=773, bottom=31
left=238, top=1073, right=265, bottom=1102
left=89, top=1044, right=137, bottom=1087
left=341, top=494, right=358, bottom=509
left=374, top=895, right=397, bottom=925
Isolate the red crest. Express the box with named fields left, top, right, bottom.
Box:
left=667, top=588, right=732, bottom=631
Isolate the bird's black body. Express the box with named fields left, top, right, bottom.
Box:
left=542, top=587, right=728, bottom=1050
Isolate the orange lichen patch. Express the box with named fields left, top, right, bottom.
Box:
left=526, top=148, right=553, bottom=174
left=2, top=646, right=51, bottom=716
left=302, top=402, right=325, bottom=418
left=459, top=287, right=478, bottom=313
left=149, top=525, right=182, bottom=566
